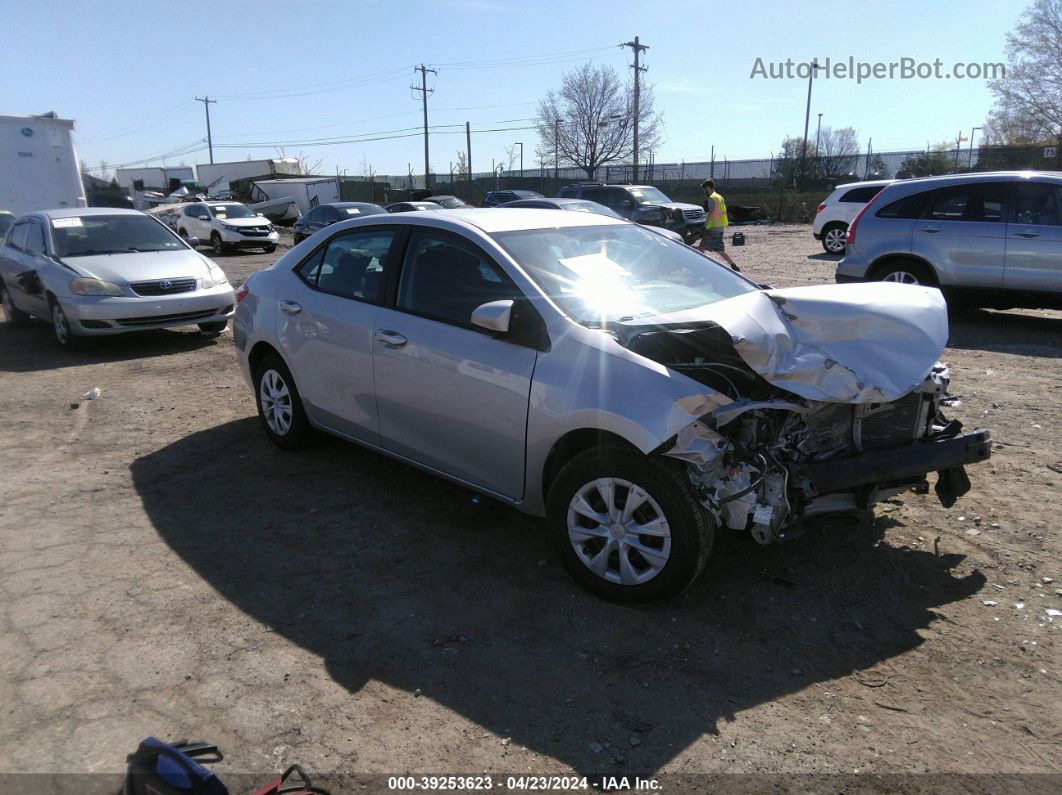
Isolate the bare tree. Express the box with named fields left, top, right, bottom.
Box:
left=816, top=126, right=861, bottom=178
left=455, top=150, right=468, bottom=177
left=274, top=146, right=324, bottom=176
left=988, top=0, right=1062, bottom=143
left=535, top=62, right=662, bottom=180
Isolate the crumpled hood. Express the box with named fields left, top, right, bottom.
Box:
left=625, top=282, right=948, bottom=403
left=62, top=249, right=215, bottom=284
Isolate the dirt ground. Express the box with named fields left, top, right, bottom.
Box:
left=0, top=224, right=1059, bottom=793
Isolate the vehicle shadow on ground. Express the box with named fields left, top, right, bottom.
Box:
left=132, top=420, right=985, bottom=776
left=805, top=252, right=841, bottom=262
left=0, top=322, right=222, bottom=373
left=947, top=308, right=1062, bottom=359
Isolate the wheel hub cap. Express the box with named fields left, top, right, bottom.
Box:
left=259, top=369, right=292, bottom=435
left=567, top=477, right=672, bottom=586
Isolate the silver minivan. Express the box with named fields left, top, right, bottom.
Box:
left=837, top=171, right=1062, bottom=309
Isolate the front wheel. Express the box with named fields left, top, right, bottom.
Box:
left=211, top=232, right=227, bottom=256
left=254, top=353, right=311, bottom=450
left=263, top=244, right=277, bottom=253
left=546, top=446, right=713, bottom=602
left=873, top=260, right=936, bottom=286
left=50, top=300, right=84, bottom=349
left=821, top=224, right=847, bottom=254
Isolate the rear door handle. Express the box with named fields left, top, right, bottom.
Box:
left=374, top=329, right=407, bottom=347
left=280, top=300, right=302, bottom=315
left=1014, top=230, right=1040, bottom=238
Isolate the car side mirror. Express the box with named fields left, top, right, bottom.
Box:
left=471, top=299, right=513, bottom=333
left=185, top=237, right=200, bottom=248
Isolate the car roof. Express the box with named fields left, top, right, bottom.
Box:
left=326, top=202, right=383, bottom=208
left=891, top=170, right=1062, bottom=186
left=204, top=200, right=247, bottom=205
left=398, top=207, right=620, bottom=233
left=832, top=179, right=894, bottom=190
left=37, top=207, right=145, bottom=219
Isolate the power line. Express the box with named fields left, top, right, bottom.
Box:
left=212, top=67, right=411, bottom=101
left=82, top=139, right=207, bottom=171
left=79, top=102, right=198, bottom=144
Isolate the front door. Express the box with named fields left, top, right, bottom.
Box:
left=275, top=227, right=400, bottom=445
left=1004, top=181, right=1062, bottom=293
left=912, top=183, right=1007, bottom=288
left=372, top=228, right=537, bottom=499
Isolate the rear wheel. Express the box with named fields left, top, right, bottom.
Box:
left=254, top=353, right=311, bottom=450
left=873, top=259, right=936, bottom=286
left=1, top=285, right=30, bottom=327
left=546, top=446, right=713, bottom=602
left=821, top=223, right=848, bottom=254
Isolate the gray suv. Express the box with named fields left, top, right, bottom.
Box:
left=837, top=171, right=1062, bottom=309
left=557, top=183, right=706, bottom=241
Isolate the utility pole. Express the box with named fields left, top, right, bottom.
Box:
left=411, top=64, right=437, bottom=188
left=194, top=96, right=217, bottom=164
left=466, top=121, right=472, bottom=181
left=554, top=118, right=560, bottom=181
left=799, top=59, right=821, bottom=190
left=814, top=113, right=823, bottom=154
left=620, top=36, right=649, bottom=183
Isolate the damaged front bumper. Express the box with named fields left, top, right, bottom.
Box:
left=660, top=366, right=991, bottom=545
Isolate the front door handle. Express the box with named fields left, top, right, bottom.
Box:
left=919, top=227, right=941, bottom=233
left=1014, top=230, right=1040, bottom=238
left=374, top=329, right=407, bottom=347
left=280, top=300, right=302, bottom=315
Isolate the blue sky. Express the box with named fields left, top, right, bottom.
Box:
left=7, top=0, right=1024, bottom=179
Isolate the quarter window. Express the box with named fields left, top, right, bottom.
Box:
left=296, top=229, right=395, bottom=302
left=8, top=222, right=31, bottom=251
left=840, top=186, right=882, bottom=203
left=397, top=231, right=521, bottom=327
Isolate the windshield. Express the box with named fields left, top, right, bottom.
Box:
left=565, top=201, right=621, bottom=218
left=51, top=215, right=186, bottom=257
left=433, top=197, right=465, bottom=209
left=628, top=187, right=672, bottom=205
left=209, top=203, right=257, bottom=219
left=492, top=224, right=756, bottom=325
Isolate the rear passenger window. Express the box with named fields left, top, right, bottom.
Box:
left=296, top=229, right=395, bottom=302
left=876, top=193, right=926, bottom=219
left=1011, top=182, right=1062, bottom=226
left=840, top=186, right=881, bottom=203
left=927, top=188, right=972, bottom=221
left=397, top=231, right=521, bottom=328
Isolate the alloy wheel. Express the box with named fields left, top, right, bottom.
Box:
left=882, top=270, right=921, bottom=285
left=566, top=477, right=672, bottom=586
left=52, top=303, right=70, bottom=345
left=259, top=369, right=293, bottom=436
left=824, top=228, right=846, bottom=253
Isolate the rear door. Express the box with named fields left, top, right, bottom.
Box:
left=912, top=183, right=1006, bottom=288
left=371, top=227, right=537, bottom=499
left=275, top=226, right=401, bottom=444
left=1004, top=180, right=1062, bottom=293
left=0, top=221, right=37, bottom=313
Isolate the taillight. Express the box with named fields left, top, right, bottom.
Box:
left=235, top=283, right=249, bottom=304
left=815, top=203, right=826, bottom=214
left=846, top=190, right=885, bottom=246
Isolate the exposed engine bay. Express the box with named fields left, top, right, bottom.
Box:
left=616, top=309, right=993, bottom=545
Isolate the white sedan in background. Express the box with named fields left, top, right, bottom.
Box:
left=0, top=208, right=235, bottom=348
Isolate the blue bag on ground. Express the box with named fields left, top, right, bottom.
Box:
left=122, top=737, right=227, bottom=795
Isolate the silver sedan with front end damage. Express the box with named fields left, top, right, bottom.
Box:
left=233, top=209, right=990, bottom=601
left=0, top=208, right=235, bottom=348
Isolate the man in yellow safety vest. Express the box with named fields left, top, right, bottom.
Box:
left=698, top=178, right=739, bottom=271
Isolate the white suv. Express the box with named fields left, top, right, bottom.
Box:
left=177, top=201, right=279, bottom=256
left=812, top=180, right=892, bottom=254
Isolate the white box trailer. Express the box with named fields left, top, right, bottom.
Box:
left=0, top=112, right=86, bottom=216
left=251, top=177, right=339, bottom=215
left=115, top=166, right=196, bottom=192
left=196, top=158, right=300, bottom=195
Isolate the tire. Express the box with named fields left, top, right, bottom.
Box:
left=49, top=298, right=84, bottom=349
left=546, top=445, right=714, bottom=602
left=178, top=227, right=190, bottom=241
left=264, top=244, right=277, bottom=253
left=820, top=223, right=848, bottom=254
left=211, top=232, right=227, bottom=256
left=873, top=259, right=937, bottom=286
left=1, top=285, right=30, bottom=327
left=254, top=353, right=312, bottom=450
left=198, top=321, right=228, bottom=334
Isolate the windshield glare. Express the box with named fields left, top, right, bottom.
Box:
left=567, top=201, right=621, bottom=218
left=51, top=215, right=186, bottom=257
left=492, top=224, right=756, bottom=325
left=629, top=187, right=671, bottom=204
left=209, top=204, right=257, bottom=219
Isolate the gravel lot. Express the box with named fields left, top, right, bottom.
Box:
left=1, top=224, right=1059, bottom=791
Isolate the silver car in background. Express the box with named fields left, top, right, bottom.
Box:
left=234, top=209, right=990, bottom=601
left=837, top=171, right=1062, bottom=309
left=0, top=208, right=235, bottom=347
